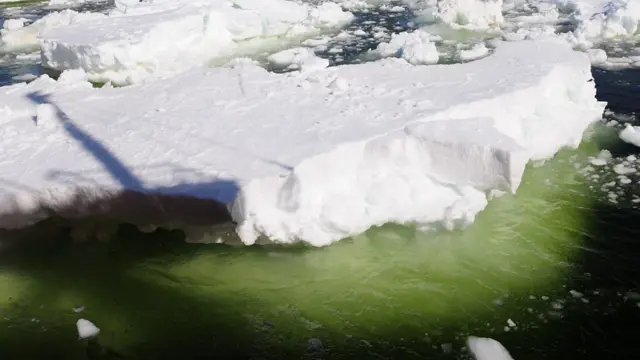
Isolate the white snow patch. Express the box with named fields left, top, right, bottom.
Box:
left=0, top=40, right=605, bottom=246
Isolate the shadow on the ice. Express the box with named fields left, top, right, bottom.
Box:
left=17, top=91, right=236, bottom=233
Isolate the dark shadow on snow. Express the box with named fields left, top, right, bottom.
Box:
left=7, top=91, right=238, bottom=231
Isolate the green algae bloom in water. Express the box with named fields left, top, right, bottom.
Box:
left=0, top=144, right=611, bottom=359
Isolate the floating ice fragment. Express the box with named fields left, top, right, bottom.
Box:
left=467, top=336, right=514, bottom=360
left=376, top=30, right=439, bottom=65
left=267, top=48, right=329, bottom=73
left=587, top=49, right=607, bottom=64
left=460, top=43, right=490, bottom=61
left=620, top=125, right=640, bottom=147
left=569, top=290, right=584, bottom=298
left=76, top=319, right=100, bottom=339
left=3, top=19, right=25, bottom=31
left=613, top=163, right=636, bottom=175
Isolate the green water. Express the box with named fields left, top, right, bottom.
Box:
left=0, top=137, right=626, bottom=360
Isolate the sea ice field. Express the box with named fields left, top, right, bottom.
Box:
left=1, top=0, right=640, bottom=359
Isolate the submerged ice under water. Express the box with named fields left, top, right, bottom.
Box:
left=0, top=1, right=640, bottom=360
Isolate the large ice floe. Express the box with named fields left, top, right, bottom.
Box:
left=4, top=0, right=353, bottom=84
left=0, top=36, right=605, bottom=246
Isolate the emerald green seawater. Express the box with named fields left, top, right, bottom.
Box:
left=1, top=136, right=630, bottom=360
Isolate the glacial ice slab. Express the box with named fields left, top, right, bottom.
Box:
left=0, top=40, right=605, bottom=246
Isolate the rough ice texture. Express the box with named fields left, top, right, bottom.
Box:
left=376, top=30, right=440, bottom=64
left=563, top=0, right=640, bottom=48
left=39, top=0, right=354, bottom=84
left=0, top=40, right=605, bottom=246
left=437, top=0, right=504, bottom=29
left=467, top=336, right=514, bottom=360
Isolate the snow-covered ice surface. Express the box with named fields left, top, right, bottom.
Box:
left=33, top=0, right=353, bottom=84
left=0, top=0, right=113, bottom=86
left=0, top=39, right=605, bottom=246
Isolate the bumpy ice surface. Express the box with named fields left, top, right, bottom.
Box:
left=0, top=39, right=605, bottom=246
left=33, top=0, right=353, bottom=84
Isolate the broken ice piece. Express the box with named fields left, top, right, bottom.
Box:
left=76, top=319, right=100, bottom=339
left=467, top=336, right=514, bottom=360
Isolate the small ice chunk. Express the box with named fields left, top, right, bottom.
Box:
left=619, top=176, right=632, bottom=185
left=488, top=189, right=507, bottom=200
left=301, top=37, right=329, bottom=47
left=3, top=19, right=25, bottom=31
left=57, top=69, right=88, bottom=84
left=467, top=336, right=514, bottom=360
left=460, top=43, right=490, bottom=61
left=76, top=319, right=100, bottom=339
left=589, top=149, right=612, bottom=166
left=267, top=48, right=329, bottom=73
left=613, top=163, right=636, bottom=175
left=11, top=73, right=39, bottom=82
left=72, top=305, right=85, bottom=313
left=569, top=290, right=583, bottom=298
left=507, top=318, right=516, bottom=327
left=589, top=157, right=608, bottom=166
left=587, top=49, right=608, bottom=64
left=620, top=124, right=640, bottom=147
left=376, top=30, right=439, bottom=65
